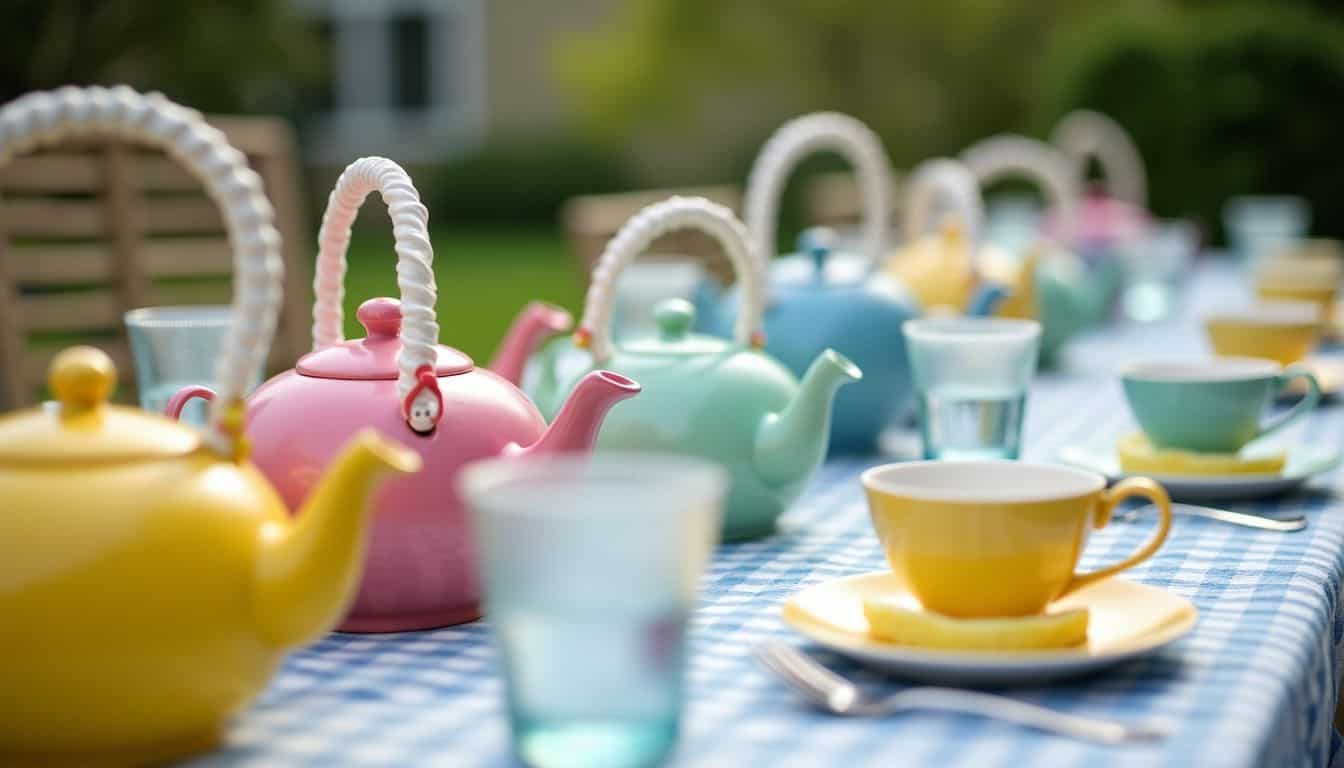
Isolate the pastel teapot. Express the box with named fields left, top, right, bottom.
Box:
left=1048, top=109, right=1152, bottom=252
left=529, top=196, right=861, bottom=540
left=698, top=113, right=1000, bottom=452
left=962, top=134, right=1114, bottom=367
left=886, top=157, right=1011, bottom=314
left=0, top=87, right=419, bottom=766
left=173, top=157, right=640, bottom=632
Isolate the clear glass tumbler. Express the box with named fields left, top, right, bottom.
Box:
left=124, top=306, right=234, bottom=425
left=1223, top=195, right=1310, bottom=265
left=460, top=454, right=727, bottom=768
left=904, top=317, right=1042, bottom=461
left=1121, top=219, right=1199, bottom=323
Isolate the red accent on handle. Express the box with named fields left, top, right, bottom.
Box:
left=402, top=364, right=444, bottom=432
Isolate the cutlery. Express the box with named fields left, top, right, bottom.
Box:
left=1118, top=503, right=1306, bottom=532
left=755, top=643, right=1167, bottom=745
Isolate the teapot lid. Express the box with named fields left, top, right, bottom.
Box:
left=621, top=299, right=732, bottom=356
left=0, top=346, right=201, bottom=465
left=768, top=228, right=872, bottom=291
left=297, top=297, right=474, bottom=380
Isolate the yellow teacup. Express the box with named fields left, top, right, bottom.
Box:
left=861, top=461, right=1172, bottom=618
left=1204, top=301, right=1321, bottom=366
left=1274, top=238, right=1343, bottom=263
left=1256, top=258, right=1340, bottom=323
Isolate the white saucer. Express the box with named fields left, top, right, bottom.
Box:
left=1058, top=442, right=1341, bottom=502
left=782, top=572, right=1197, bottom=686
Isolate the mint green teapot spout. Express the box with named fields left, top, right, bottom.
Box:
left=529, top=196, right=860, bottom=540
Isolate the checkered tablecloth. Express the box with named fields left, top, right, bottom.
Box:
left=193, top=262, right=1344, bottom=768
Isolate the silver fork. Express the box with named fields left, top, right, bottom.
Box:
left=1117, top=503, right=1307, bottom=532
left=755, top=642, right=1167, bottom=745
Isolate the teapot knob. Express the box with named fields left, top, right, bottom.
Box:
left=356, top=297, right=403, bottom=339
left=49, top=346, right=116, bottom=412
left=798, top=226, right=837, bottom=277
left=654, top=298, right=696, bottom=341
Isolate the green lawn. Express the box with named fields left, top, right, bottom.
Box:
left=22, top=228, right=580, bottom=404
left=343, top=227, right=584, bottom=363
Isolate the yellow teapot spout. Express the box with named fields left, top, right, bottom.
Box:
left=252, top=429, right=421, bottom=648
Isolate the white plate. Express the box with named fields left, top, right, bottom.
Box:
left=1058, top=442, right=1341, bottom=502
left=782, top=572, right=1197, bottom=686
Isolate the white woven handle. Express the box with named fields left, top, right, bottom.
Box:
left=312, top=156, right=438, bottom=419
left=902, top=158, right=985, bottom=244
left=960, top=134, right=1080, bottom=244
left=1051, top=110, right=1148, bottom=209
left=745, top=112, right=893, bottom=297
left=579, top=196, right=762, bottom=364
left=0, top=85, right=281, bottom=456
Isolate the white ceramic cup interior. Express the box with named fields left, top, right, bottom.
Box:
left=1205, top=301, right=1322, bottom=327
left=861, top=460, right=1104, bottom=505
left=1255, top=257, right=1342, bottom=288
left=1122, top=356, right=1283, bottom=383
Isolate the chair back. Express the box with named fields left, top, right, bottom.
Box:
left=0, top=115, right=310, bottom=407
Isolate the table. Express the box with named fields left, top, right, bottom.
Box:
left=194, top=263, right=1344, bottom=767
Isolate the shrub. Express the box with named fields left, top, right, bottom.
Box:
left=427, top=135, right=631, bottom=227
left=0, top=1, right=321, bottom=112
left=1035, top=4, right=1344, bottom=240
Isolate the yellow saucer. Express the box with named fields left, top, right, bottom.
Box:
left=783, top=571, right=1197, bottom=685
left=1117, top=433, right=1286, bottom=477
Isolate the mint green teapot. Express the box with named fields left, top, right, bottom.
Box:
left=529, top=196, right=860, bottom=540
left=961, top=134, right=1115, bottom=368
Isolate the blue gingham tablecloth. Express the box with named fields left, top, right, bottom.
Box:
left=193, top=262, right=1344, bottom=768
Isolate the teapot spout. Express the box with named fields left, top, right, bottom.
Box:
left=515, top=371, right=640, bottom=457
left=252, top=429, right=421, bottom=648
left=488, top=302, right=573, bottom=386
left=754, top=350, right=861, bottom=485
left=966, top=283, right=1009, bottom=317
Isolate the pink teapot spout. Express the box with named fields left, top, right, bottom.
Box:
left=512, top=371, right=640, bottom=457
left=488, top=302, right=573, bottom=386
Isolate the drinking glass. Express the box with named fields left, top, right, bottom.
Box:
left=124, top=306, right=234, bottom=425
left=983, top=195, right=1044, bottom=255
left=904, top=317, right=1041, bottom=460
left=1121, top=219, right=1199, bottom=323
left=1223, top=195, right=1309, bottom=265
left=460, top=454, right=726, bottom=768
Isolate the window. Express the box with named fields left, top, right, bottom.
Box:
left=296, top=0, right=486, bottom=163
left=393, top=14, right=429, bottom=111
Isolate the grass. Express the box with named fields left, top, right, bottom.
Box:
left=343, top=227, right=583, bottom=362
left=20, top=227, right=580, bottom=403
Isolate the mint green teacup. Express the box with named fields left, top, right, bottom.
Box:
left=1122, top=357, right=1321, bottom=453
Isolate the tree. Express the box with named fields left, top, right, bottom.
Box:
left=0, top=0, right=322, bottom=114
left=555, top=0, right=1129, bottom=171
left=1035, top=3, right=1344, bottom=237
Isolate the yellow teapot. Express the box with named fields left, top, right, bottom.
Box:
left=886, top=158, right=1004, bottom=314
left=0, top=87, right=420, bottom=766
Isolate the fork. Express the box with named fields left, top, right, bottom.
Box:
left=1116, top=503, right=1306, bottom=532
left=755, top=642, right=1167, bottom=745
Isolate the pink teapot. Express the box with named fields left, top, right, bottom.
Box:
left=1046, top=110, right=1152, bottom=250
left=173, top=157, right=640, bottom=632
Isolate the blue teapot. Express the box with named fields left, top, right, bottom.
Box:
left=697, top=113, right=1002, bottom=453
